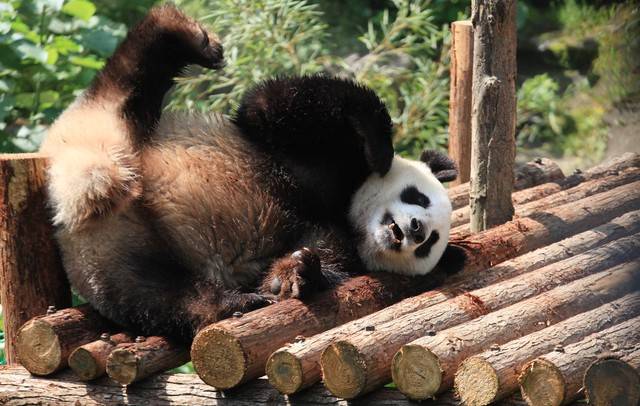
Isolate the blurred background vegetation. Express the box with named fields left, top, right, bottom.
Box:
left=0, top=0, right=638, bottom=365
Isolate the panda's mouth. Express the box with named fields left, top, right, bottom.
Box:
left=381, top=212, right=404, bottom=250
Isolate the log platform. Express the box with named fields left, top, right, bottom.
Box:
left=1, top=153, right=638, bottom=405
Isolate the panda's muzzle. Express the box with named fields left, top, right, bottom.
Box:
left=410, top=218, right=426, bottom=244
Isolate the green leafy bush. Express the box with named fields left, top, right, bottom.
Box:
left=0, top=0, right=125, bottom=152
left=170, top=0, right=452, bottom=158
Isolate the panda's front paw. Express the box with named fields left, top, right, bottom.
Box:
left=265, top=248, right=326, bottom=300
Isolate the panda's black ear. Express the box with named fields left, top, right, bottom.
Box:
left=420, top=149, right=458, bottom=183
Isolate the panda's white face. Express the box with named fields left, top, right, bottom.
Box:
left=349, top=155, right=452, bottom=276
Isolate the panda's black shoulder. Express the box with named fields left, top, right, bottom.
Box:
left=232, top=74, right=392, bottom=146
left=437, top=243, right=467, bottom=275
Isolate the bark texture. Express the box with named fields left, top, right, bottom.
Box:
left=519, top=317, right=640, bottom=406
left=584, top=355, right=640, bottom=406
left=266, top=210, right=640, bottom=394
left=0, top=153, right=70, bottom=364
left=449, top=157, right=564, bottom=210
left=68, top=332, right=134, bottom=381
left=448, top=20, right=474, bottom=186
left=454, top=293, right=640, bottom=405
left=392, top=262, right=640, bottom=400
left=0, top=366, right=532, bottom=406
left=452, top=180, right=640, bottom=272
left=469, top=0, right=517, bottom=231
left=318, top=235, right=640, bottom=399
left=451, top=155, right=640, bottom=227
left=191, top=271, right=451, bottom=390
left=15, top=304, right=114, bottom=375
left=106, top=336, right=189, bottom=385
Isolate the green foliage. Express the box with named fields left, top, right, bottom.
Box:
left=0, top=0, right=126, bottom=152
left=170, top=0, right=451, bottom=158
left=517, top=74, right=565, bottom=147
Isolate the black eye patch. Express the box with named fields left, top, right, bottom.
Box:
left=415, top=230, right=440, bottom=258
left=400, top=186, right=430, bottom=208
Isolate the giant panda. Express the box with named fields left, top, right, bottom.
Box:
left=40, top=5, right=464, bottom=342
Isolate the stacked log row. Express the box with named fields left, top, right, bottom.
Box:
left=451, top=158, right=640, bottom=227
left=318, top=235, right=640, bottom=399
left=453, top=294, right=640, bottom=405
left=68, top=333, right=135, bottom=381
left=390, top=261, right=640, bottom=400
left=15, top=305, right=114, bottom=375
left=192, top=179, right=640, bottom=390
left=518, top=317, right=640, bottom=406
left=265, top=210, right=640, bottom=394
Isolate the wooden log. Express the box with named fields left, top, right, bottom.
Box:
left=106, top=336, right=189, bottom=385
left=68, top=332, right=134, bottom=381
left=583, top=353, right=640, bottom=406
left=266, top=210, right=640, bottom=394
left=391, top=262, right=640, bottom=400
left=0, top=366, right=531, bottom=406
left=196, top=182, right=640, bottom=391
left=451, top=155, right=640, bottom=227
left=469, top=0, right=517, bottom=231
left=448, top=20, right=474, bottom=186
left=449, top=157, right=564, bottom=210
left=318, top=235, right=640, bottom=399
left=0, top=153, right=70, bottom=364
left=454, top=292, right=640, bottom=406
left=453, top=180, right=640, bottom=271
left=519, top=317, right=640, bottom=406
left=15, top=305, right=114, bottom=375
left=191, top=272, right=450, bottom=390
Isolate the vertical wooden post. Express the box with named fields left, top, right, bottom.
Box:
left=448, top=20, right=474, bottom=186
left=0, top=153, right=71, bottom=364
left=469, top=0, right=517, bottom=232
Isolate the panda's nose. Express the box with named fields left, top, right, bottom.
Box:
left=410, top=218, right=425, bottom=244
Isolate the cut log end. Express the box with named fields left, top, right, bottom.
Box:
left=391, top=345, right=442, bottom=400
left=191, top=327, right=246, bottom=389
left=321, top=341, right=367, bottom=399
left=106, top=348, right=139, bottom=385
left=454, top=356, right=499, bottom=406
left=15, top=319, right=62, bottom=375
left=584, top=358, right=640, bottom=406
left=266, top=350, right=303, bottom=394
left=518, top=358, right=565, bottom=406
left=68, top=347, right=101, bottom=381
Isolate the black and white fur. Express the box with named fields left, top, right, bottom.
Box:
left=350, top=151, right=457, bottom=276
left=40, top=5, right=464, bottom=342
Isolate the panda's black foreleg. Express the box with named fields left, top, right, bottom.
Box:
left=87, top=4, right=224, bottom=144
left=259, top=227, right=363, bottom=300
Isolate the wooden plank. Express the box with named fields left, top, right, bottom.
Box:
left=0, top=153, right=70, bottom=364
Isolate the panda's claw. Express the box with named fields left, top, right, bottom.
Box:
left=264, top=248, right=326, bottom=301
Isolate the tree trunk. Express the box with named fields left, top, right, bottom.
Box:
left=15, top=305, right=114, bottom=375
left=318, top=235, right=640, bottom=399
left=448, top=20, right=474, bottom=186
left=519, top=317, right=640, bottom=406
left=454, top=293, right=640, bottom=406
left=0, top=366, right=530, bottom=406
left=451, top=155, right=640, bottom=227
left=391, top=262, right=640, bottom=400
left=583, top=354, right=640, bottom=406
left=68, top=332, right=134, bottom=381
left=469, top=0, right=517, bottom=232
left=453, top=180, right=640, bottom=271
left=266, top=209, right=640, bottom=395
left=449, top=157, right=564, bottom=210
left=194, top=182, right=640, bottom=391
left=106, top=336, right=189, bottom=385
left=0, top=153, right=71, bottom=364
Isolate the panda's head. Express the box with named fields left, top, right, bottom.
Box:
left=349, top=150, right=457, bottom=276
